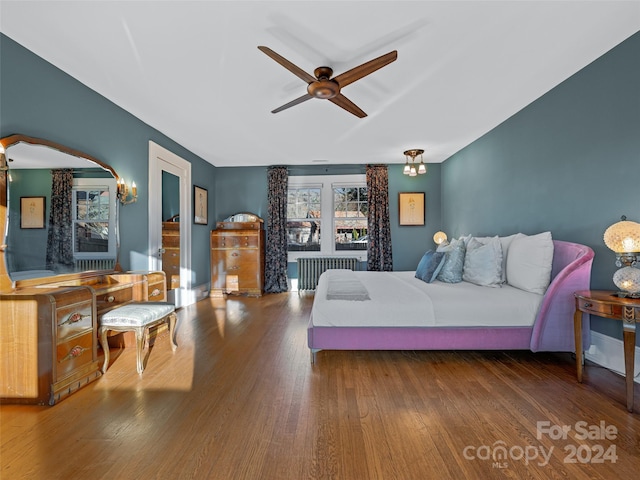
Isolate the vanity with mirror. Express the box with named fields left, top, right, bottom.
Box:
left=0, top=134, right=166, bottom=405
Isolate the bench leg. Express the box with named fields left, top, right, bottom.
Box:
left=99, top=327, right=110, bottom=374
left=168, top=312, right=178, bottom=351
left=135, top=326, right=147, bottom=375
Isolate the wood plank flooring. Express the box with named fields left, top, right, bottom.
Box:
left=1, top=292, right=639, bottom=479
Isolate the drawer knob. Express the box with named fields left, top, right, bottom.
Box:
left=107, top=295, right=115, bottom=303
left=59, top=345, right=88, bottom=362
left=584, top=302, right=592, bottom=308
left=58, top=311, right=89, bottom=327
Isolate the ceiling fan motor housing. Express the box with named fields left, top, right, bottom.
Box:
left=308, top=66, right=340, bottom=99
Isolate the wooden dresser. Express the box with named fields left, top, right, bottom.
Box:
left=0, top=270, right=167, bottom=405
left=210, top=216, right=265, bottom=297
left=0, top=285, right=98, bottom=405
left=162, top=222, right=181, bottom=289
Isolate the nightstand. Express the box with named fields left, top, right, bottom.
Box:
left=574, top=290, right=640, bottom=412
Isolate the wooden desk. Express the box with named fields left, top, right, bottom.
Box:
left=574, top=290, right=640, bottom=412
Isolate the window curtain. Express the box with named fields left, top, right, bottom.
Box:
left=264, top=166, right=289, bottom=293
left=46, top=169, right=74, bottom=271
left=366, top=164, right=393, bottom=271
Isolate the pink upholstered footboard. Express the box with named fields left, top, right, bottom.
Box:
left=307, top=240, right=594, bottom=359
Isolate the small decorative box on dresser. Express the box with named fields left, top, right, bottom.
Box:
left=210, top=213, right=265, bottom=297
left=162, top=222, right=181, bottom=289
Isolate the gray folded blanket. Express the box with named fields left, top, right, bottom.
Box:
left=325, top=270, right=370, bottom=301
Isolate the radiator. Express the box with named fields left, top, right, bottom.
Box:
left=74, top=258, right=116, bottom=271
left=297, top=257, right=359, bottom=292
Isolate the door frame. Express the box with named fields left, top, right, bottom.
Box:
left=148, top=141, right=192, bottom=294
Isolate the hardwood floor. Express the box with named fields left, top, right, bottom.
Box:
left=1, top=292, right=639, bottom=479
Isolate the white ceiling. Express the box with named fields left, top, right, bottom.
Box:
left=1, top=1, right=639, bottom=168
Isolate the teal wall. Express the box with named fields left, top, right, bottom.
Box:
left=441, top=31, right=640, bottom=342
left=162, top=170, right=180, bottom=221
left=214, top=163, right=443, bottom=275
left=1, top=34, right=217, bottom=285
left=5, top=169, right=51, bottom=272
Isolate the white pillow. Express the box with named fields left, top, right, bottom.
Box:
left=462, top=236, right=503, bottom=287
left=506, top=232, right=554, bottom=295
left=499, top=233, right=524, bottom=283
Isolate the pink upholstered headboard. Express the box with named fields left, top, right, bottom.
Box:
left=530, top=240, right=594, bottom=352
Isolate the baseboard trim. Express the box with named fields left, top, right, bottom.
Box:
left=585, top=330, right=640, bottom=384
left=168, top=283, right=210, bottom=308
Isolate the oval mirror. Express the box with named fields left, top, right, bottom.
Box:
left=0, top=135, right=119, bottom=288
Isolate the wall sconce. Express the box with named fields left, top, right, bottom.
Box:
left=603, top=215, right=640, bottom=297
left=402, top=149, right=426, bottom=177
left=433, top=231, right=448, bottom=246
left=117, top=178, right=138, bottom=205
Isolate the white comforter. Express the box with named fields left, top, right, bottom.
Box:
left=311, top=270, right=544, bottom=328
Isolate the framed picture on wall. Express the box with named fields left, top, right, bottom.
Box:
left=194, top=185, right=208, bottom=225
left=20, top=196, right=46, bottom=229
left=398, top=192, right=425, bottom=226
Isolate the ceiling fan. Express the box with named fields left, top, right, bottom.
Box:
left=258, top=46, right=398, bottom=118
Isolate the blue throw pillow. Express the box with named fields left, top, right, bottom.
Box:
left=437, top=238, right=466, bottom=283
left=415, top=250, right=446, bottom=283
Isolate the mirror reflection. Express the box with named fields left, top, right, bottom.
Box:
left=2, top=138, right=118, bottom=281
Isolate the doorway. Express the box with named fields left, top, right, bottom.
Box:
left=148, top=141, right=193, bottom=307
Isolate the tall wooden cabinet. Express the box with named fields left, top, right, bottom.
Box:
left=210, top=215, right=264, bottom=297
left=162, top=222, right=181, bottom=289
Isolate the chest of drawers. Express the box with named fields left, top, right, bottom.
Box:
left=0, top=286, right=100, bottom=405
left=162, top=222, right=181, bottom=289
left=210, top=222, right=264, bottom=297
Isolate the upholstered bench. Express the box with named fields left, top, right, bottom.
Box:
left=99, top=302, right=178, bottom=374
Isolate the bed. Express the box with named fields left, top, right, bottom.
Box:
left=307, top=239, right=594, bottom=363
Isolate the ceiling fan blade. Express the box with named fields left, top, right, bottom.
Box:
left=333, top=50, right=397, bottom=88
left=258, top=46, right=316, bottom=84
left=271, top=93, right=313, bottom=114
left=329, top=94, right=367, bottom=118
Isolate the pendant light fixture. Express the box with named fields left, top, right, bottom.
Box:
left=402, top=149, right=426, bottom=176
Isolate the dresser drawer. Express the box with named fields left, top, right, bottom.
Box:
left=163, top=252, right=180, bottom=272
left=56, top=300, right=94, bottom=341
left=56, top=332, right=94, bottom=381
left=578, top=298, right=612, bottom=316
left=225, top=249, right=259, bottom=268
left=147, top=284, right=165, bottom=301
left=162, top=234, right=180, bottom=248
left=96, top=287, right=133, bottom=311
left=211, top=234, right=259, bottom=249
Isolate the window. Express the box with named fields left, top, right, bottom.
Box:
left=287, top=186, right=322, bottom=252
left=334, top=186, right=368, bottom=251
left=287, top=175, right=367, bottom=260
left=72, top=178, right=117, bottom=260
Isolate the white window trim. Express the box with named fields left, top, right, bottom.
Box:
left=72, top=177, right=117, bottom=260
left=288, top=174, right=367, bottom=262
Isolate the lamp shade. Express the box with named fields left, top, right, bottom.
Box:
left=613, top=266, right=640, bottom=295
left=433, top=231, right=447, bottom=245
left=603, top=219, right=640, bottom=253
